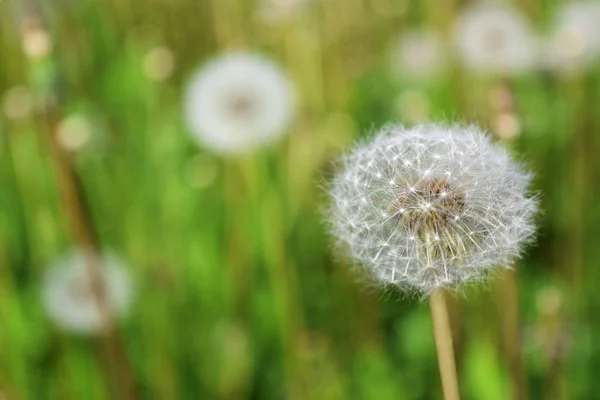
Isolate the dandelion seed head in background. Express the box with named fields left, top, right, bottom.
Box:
left=328, top=124, right=538, bottom=295
left=2, top=86, right=33, bottom=120
left=185, top=53, right=295, bottom=155
left=543, top=1, right=600, bottom=70
left=56, top=114, right=94, bottom=151
left=184, top=153, right=220, bottom=189
left=454, top=4, right=536, bottom=74
left=143, top=46, right=176, bottom=82
left=21, top=17, right=52, bottom=60
left=42, top=250, right=133, bottom=334
left=391, top=30, right=445, bottom=79
left=256, top=0, right=310, bottom=23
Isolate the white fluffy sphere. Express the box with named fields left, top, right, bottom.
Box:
left=328, top=124, right=537, bottom=295
left=42, top=250, right=133, bottom=334
left=185, top=53, right=295, bottom=155
left=544, top=1, right=600, bottom=70
left=454, top=4, right=536, bottom=74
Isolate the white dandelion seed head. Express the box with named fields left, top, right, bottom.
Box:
left=454, top=4, right=536, bottom=74
left=543, top=1, right=600, bottom=70
left=328, top=124, right=538, bottom=295
left=256, top=0, right=311, bottom=22
left=42, top=250, right=134, bottom=334
left=391, top=29, right=445, bottom=78
left=185, top=52, right=295, bottom=155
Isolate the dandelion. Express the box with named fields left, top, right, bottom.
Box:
left=184, top=53, right=295, bottom=155
left=42, top=250, right=133, bottom=334
left=328, top=124, right=537, bottom=295
left=391, top=30, right=445, bottom=79
left=56, top=114, right=94, bottom=151
left=184, top=153, right=220, bottom=189
left=543, top=1, right=600, bottom=70
left=328, top=123, right=537, bottom=399
left=21, top=17, right=52, bottom=60
left=256, top=0, right=310, bottom=22
left=454, top=4, right=536, bottom=74
left=143, top=46, right=176, bottom=82
left=2, top=86, right=33, bottom=120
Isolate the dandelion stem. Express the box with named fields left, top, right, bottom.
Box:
left=41, top=107, right=139, bottom=400
left=15, top=2, right=139, bottom=397
left=430, top=289, right=460, bottom=400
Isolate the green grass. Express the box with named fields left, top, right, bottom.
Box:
left=1, top=0, right=600, bottom=398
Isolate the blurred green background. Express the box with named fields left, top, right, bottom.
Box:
left=1, top=0, right=600, bottom=398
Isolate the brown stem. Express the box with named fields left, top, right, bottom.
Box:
left=40, top=101, right=139, bottom=400
left=13, top=4, right=139, bottom=398
left=430, top=289, right=460, bottom=400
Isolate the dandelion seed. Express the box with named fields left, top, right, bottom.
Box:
left=184, top=53, right=295, bottom=155
left=42, top=250, right=133, bottom=334
left=328, top=124, right=537, bottom=295
left=454, top=4, right=536, bottom=74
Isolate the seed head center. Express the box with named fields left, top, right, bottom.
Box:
left=393, top=177, right=465, bottom=238
left=224, top=90, right=257, bottom=120
left=68, top=276, right=95, bottom=303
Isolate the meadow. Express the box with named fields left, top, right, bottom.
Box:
left=1, top=0, right=600, bottom=398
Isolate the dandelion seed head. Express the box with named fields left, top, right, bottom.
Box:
left=185, top=53, right=295, bottom=155
left=256, top=0, right=310, bottom=22
left=22, top=26, right=52, bottom=60
left=2, top=86, right=33, bottom=120
left=454, top=4, right=536, bottom=74
left=42, top=250, right=133, bottom=334
left=543, top=1, right=600, bottom=70
left=143, top=46, right=175, bottom=81
left=56, top=115, right=93, bottom=151
left=328, top=124, right=538, bottom=295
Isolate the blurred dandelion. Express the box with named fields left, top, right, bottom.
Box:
left=255, top=0, right=310, bottom=23
left=391, top=30, right=445, bottom=79
left=42, top=250, right=133, bottom=334
left=454, top=4, right=536, bottom=74
left=328, top=124, right=537, bottom=295
left=184, top=53, right=295, bottom=155
left=21, top=17, right=52, bottom=60
left=543, top=1, right=600, bottom=70
left=2, top=86, right=33, bottom=120
left=184, top=153, right=220, bottom=189
left=55, top=110, right=109, bottom=153
left=527, top=286, right=572, bottom=371
left=143, top=46, right=175, bottom=82
left=211, top=322, right=253, bottom=398
left=56, top=114, right=94, bottom=151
